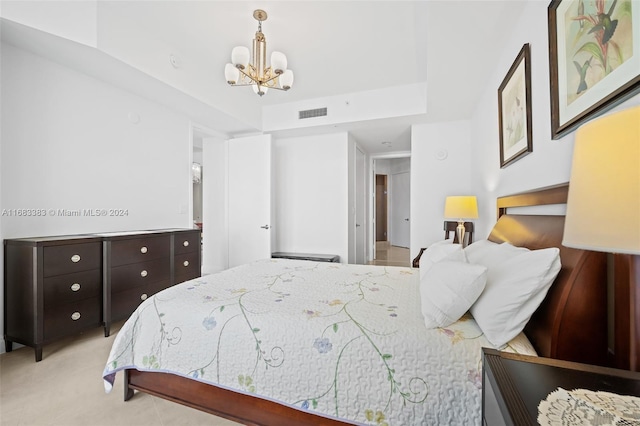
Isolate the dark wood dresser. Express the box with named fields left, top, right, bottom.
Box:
left=4, top=235, right=103, bottom=362
left=173, top=229, right=202, bottom=284
left=99, top=229, right=201, bottom=337
left=482, top=348, right=640, bottom=425
left=4, top=229, right=201, bottom=360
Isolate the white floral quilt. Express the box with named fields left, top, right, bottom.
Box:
left=103, top=259, right=535, bottom=425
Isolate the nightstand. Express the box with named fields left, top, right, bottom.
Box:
left=482, top=348, right=640, bottom=425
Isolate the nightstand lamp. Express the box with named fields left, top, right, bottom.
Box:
left=444, top=196, right=478, bottom=248
left=563, top=105, right=640, bottom=370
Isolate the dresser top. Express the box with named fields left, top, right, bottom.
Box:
left=4, top=229, right=199, bottom=244
left=97, top=228, right=198, bottom=240
left=4, top=235, right=99, bottom=245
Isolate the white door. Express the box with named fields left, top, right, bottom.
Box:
left=228, top=135, right=271, bottom=268
left=355, top=147, right=366, bottom=264
left=390, top=171, right=410, bottom=248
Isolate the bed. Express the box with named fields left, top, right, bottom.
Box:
left=102, top=183, right=612, bottom=425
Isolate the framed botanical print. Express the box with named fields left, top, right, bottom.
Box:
left=548, top=0, right=640, bottom=139
left=498, top=43, right=533, bottom=168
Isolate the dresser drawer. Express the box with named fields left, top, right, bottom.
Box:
left=148, top=279, right=173, bottom=296
left=44, top=269, right=101, bottom=308
left=111, top=280, right=171, bottom=321
left=174, top=231, right=200, bottom=255
left=43, top=242, right=101, bottom=277
left=174, top=252, right=200, bottom=283
left=43, top=296, right=101, bottom=341
left=110, top=257, right=170, bottom=294
left=109, top=235, right=171, bottom=266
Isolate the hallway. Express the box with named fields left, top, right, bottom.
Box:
left=368, top=241, right=411, bottom=267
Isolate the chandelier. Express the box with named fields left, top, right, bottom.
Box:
left=224, top=9, right=294, bottom=97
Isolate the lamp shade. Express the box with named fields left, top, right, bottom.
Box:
left=192, top=162, right=202, bottom=184
left=563, top=105, right=640, bottom=255
left=444, top=196, right=479, bottom=219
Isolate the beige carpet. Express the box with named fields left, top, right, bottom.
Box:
left=0, top=322, right=240, bottom=426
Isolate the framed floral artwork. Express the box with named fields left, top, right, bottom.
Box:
left=548, top=0, right=640, bottom=139
left=498, top=43, right=533, bottom=168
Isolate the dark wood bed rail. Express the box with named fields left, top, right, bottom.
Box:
left=124, top=369, right=349, bottom=426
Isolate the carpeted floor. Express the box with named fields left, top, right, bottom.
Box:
left=0, top=322, right=240, bottom=426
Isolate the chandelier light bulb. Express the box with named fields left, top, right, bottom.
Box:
left=225, top=63, right=239, bottom=84
left=279, top=70, right=294, bottom=90
left=252, top=84, right=268, bottom=96
left=231, top=46, right=250, bottom=69
left=271, top=51, right=287, bottom=74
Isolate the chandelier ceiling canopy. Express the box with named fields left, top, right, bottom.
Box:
left=224, top=9, right=294, bottom=97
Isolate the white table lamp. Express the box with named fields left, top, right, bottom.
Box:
left=563, top=105, right=639, bottom=370
left=444, top=196, right=479, bottom=247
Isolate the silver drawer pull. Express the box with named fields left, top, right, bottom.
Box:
left=71, top=312, right=81, bottom=321
left=71, top=254, right=81, bottom=263
left=183, top=260, right=189, bottom=267
left=140, top=270, right=148, bottom=277
left=70, top=283, right=81, bottom=292
left=140, top=246, right=148, bottom=254
left=140, top=293, right=148, bottom=301
left=183, top=240, right=189, bottom=247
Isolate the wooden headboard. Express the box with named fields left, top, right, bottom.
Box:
left=490, top=183, right=608, bottom=366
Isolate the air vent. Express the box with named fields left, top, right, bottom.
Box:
left=298, top=107, right=327, bottom=119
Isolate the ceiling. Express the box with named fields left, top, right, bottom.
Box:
left=1, top=1, right=528, bottom=154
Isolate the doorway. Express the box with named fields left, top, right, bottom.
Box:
left=370, top=156, right=411, bottom=266
left=192, top=140, right=203, bottom=229
left=375, top=175, right=388, bottom=242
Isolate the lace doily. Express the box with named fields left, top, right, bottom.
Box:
left=538, top=388, right=640, bottom=426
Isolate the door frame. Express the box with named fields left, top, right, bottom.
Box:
left=368, top=151, right=411, bottom=262
left=375, top=174, right=388, bottom=242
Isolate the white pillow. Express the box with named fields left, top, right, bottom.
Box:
left=419, top=239, right=466, bottom=279
left=420, top=260, right=487, bottom=328
left=463, top=239, right=500, bottom=265
left=469, top=243, right=561, bottom=347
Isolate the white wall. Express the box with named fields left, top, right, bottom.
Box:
left=1, top=0, right=98, bottom=47
left=263, top=83, right=428, bottom=132
left=1, top=44, right=192, bottom=238
left=1, top=43, right=194, bottom=352
left=201, top=137, right=228, bottom=274
left=273, top=132, right=349, bottom=262
left=0, top=40, right=3, bottom=354
left=469, top=0, right=640, bottom=239
left=410, top=120, right=472, bottom=259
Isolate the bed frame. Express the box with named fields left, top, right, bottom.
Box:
left=121, top=183, right=625, bottom=425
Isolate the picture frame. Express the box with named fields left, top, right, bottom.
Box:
left=548, top=0, right=640, bottom=139
left=498, top=43, right=533, bottom=168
